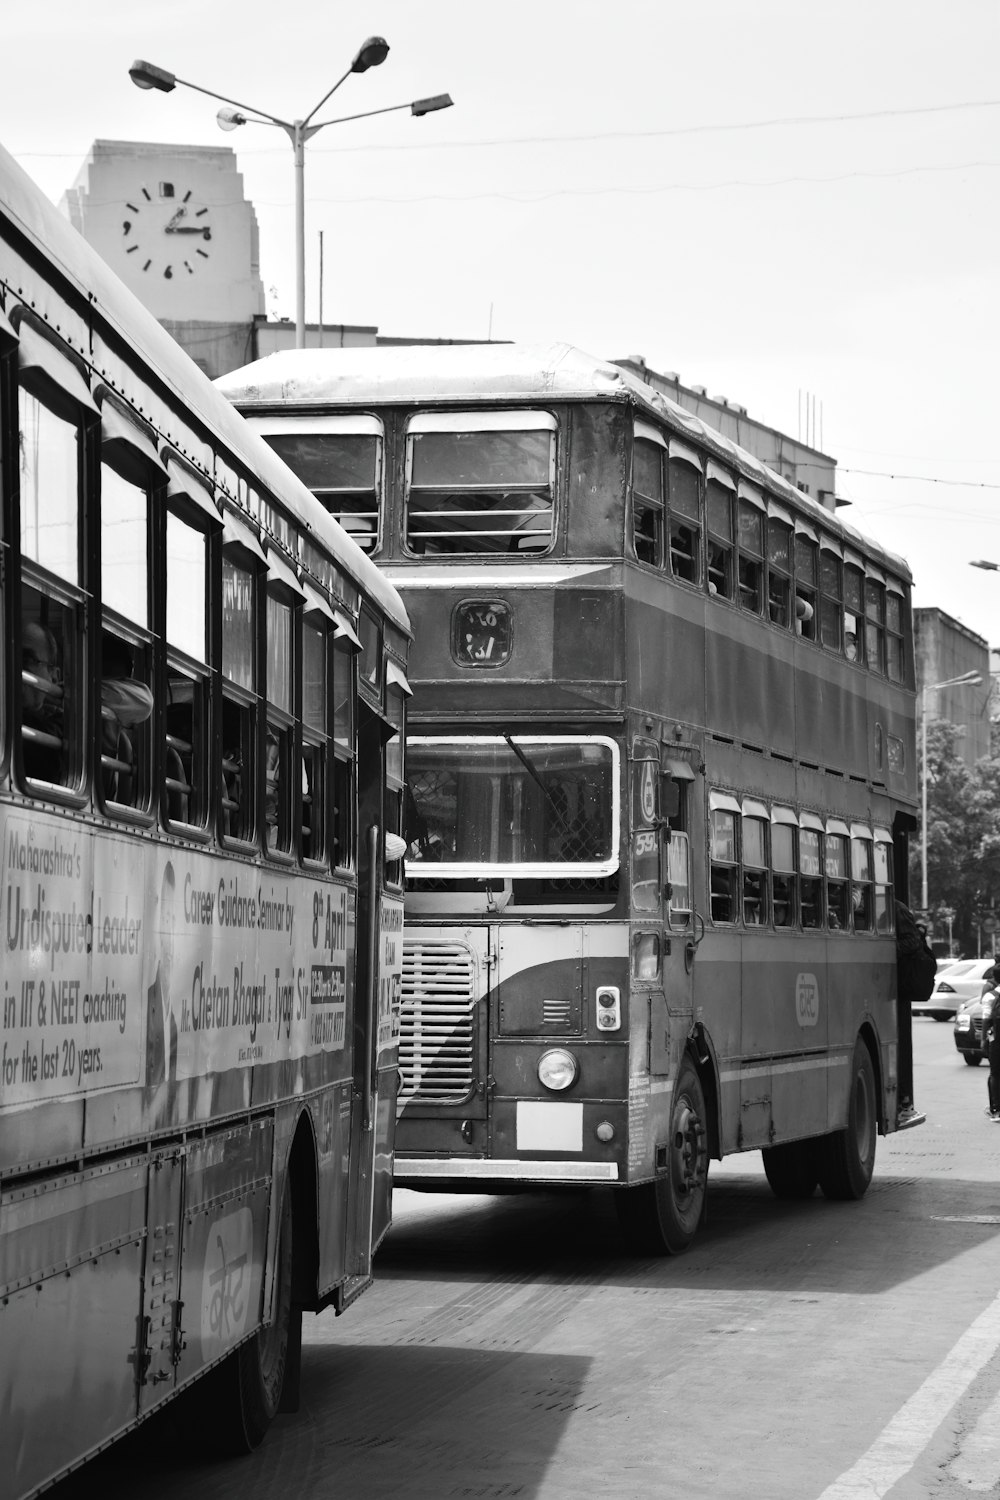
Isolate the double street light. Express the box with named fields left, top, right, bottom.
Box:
left=129, top=46, right=453, bottom=349
left=920, top=669, right=982, bottom=912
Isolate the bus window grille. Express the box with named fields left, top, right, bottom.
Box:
left=399, top=941, right=476, bottom=1103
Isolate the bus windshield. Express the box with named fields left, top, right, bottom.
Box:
left=405, top=735, right=619, bottom=876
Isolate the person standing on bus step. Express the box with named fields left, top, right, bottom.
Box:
left=982, top=984, right=1000, bottom=1119
left=894, top=900, right=935, bottom=1122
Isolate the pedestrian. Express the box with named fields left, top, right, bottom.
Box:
left=982, top=984, right=1000, bottom=1120
left=894, top=900, right=936, bottom=1123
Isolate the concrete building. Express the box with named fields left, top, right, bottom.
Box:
left=914, top=607, right=992, bottom=769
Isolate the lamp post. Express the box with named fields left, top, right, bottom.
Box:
left=920, top=669, right=982, bottom=912
left=129, top=50, right=453, bottom=349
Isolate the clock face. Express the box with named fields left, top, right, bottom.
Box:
left=121, top=184, right=213, bottom=278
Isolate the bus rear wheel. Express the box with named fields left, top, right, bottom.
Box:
left=761, top=1139, right=819, bottom=1199
left=615, top=1057, right=708, bottom=1255
left=817, top=1039, right=877, bottom=1201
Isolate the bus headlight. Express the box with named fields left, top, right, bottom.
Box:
left=537, top=1047, right=579, bottom=1092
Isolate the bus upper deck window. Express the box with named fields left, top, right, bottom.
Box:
left=819, top=548, right=843, bottom=653
left=737, top=500, right=763, bottom=613
left=222, top=553, right=258, bottom=842
left=100, top=458, right=154, bottom=811
left=631, top=436, right=664, bottom=567
left=301, top=616, right=328, bottom=863
left=405, top=416, right=555, bottom=556
left=265, top=591, right=294, bottom=853
left=766, top=516, right=792, bottom=627
left=706, top=468, right=735, bottom=600
left=794, top=533, right=818, bottom=639
left=668, top=449, right=702, bottom=585
left=263, top=429, right=381, bottom=554
left=18, top=387, right=83, bottom=789
left=710, top=807, right=738, bottom=923
left=844, top=565, right=865, bottom=664
left=865, top=580, right=886, bottom=673
left=165, top=510, right=209, bottom=828
left=886, top=589, right=905, bottom=682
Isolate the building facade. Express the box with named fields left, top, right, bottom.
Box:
left=914, top=608, right=992, bottom=769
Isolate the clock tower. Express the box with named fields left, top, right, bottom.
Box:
left=61, top=139, right=265, bottom=376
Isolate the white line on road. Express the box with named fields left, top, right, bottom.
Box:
left=817, top=1289, right=1000, bottom=1499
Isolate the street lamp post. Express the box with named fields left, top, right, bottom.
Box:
left=920, top=669, right=982, bottom=912
left=129, top=50, right=453, bottom=349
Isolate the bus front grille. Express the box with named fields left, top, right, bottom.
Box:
left=399, top=941, right=477, bottom=1103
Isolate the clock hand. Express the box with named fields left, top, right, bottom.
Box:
left=165, top=207, right=187, bottom=231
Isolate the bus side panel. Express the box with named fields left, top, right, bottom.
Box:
left=705, top=608, right=796, bottom=757
left=174, top=1119, right=271, bottom=1389
left=0, top=1159, right=147, bottom=1498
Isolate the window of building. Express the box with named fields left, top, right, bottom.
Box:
left=667, top=442, right=702, bottom=585
left=631, top=429, right=665, bottom=567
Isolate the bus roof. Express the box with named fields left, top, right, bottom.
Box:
left=0, top=142, right=408, bottom=635
left=216, top=341, right=910, bottom=583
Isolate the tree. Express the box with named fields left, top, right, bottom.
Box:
left=913, top=719, right=979, bottom=951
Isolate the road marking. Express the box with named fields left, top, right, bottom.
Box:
left=817, top=1289, right=1000, bottom=1499
left=949, top=1388, right=1000, bottom=1490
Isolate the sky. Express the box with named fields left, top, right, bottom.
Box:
left=4, top=0, right=999, bottom=643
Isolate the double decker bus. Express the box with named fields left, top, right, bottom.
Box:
left=219, top=341, right=920, bottom=1257
left=0, top=144, right=411, bottom=1498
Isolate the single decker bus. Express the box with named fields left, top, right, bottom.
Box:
left=0, top=143, right=411, bottom=1497
left=219, top=341, right=921, bottom=1256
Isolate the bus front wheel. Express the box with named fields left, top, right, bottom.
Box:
left=615, top=1057, right=709, bottom=1255
left=817, top=1040, right=877, bottom=1201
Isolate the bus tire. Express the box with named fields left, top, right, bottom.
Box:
left=615, top=1057, right=708, bottom=1255
left=761, top=1139, right=819, bottom=1199
left=817, top=1039, right=877, bottom=1201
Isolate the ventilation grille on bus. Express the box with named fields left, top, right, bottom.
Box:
left=398, top=941, right=477, bottom=1104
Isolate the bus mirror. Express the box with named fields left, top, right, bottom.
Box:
left=660, top=775, right=679, bottom=819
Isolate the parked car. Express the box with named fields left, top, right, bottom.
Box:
left=912, top=957, right=996, bottom=1021
left=953, top=993, right=990, bottom=1064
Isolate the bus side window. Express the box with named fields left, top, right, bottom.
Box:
left=668, top=452, right=701, bottom=585
left=165, top=509, right=210, bottom=828
left=843, top=564, right=865, bottom=664
left=737, top=499, right=763, bottom=614
left=851, top=832, right=874, bottom=932
left=794, top=533, right=818, bottom=639
left=886, top=587, right=905, bottom=682
left=825, top=832, right=850, bottom=929
left=631, top=437, right=664, bottom=567
left=265, top=589, right=295, bottom=854
left=865, top=579, right=886, bottom=674
left=873, top=832, right=894, bottom=933
left=767, top=516, right=792, bottom=627
left=710, top=807, right=738, bottom=923
left=384, top=677, right=408, bottom=886
left=771, top=814, right=797, bottom=927
left=742, top=813, right=769, bottom=925
left=221, top=552, right=258, bottom=842
left=706, top=470, right=735, bottom=600
left=665, top=775, right=692, bottom=927
left=18, top=382, right=84, bottom=790
left=332, top=630, right=357, bottom=868
left=800, top=825, right=824, bottom=928
left=99, top=428, right=156, bottom=812
left=301, top=614, right=328, bottom=863
left=819, top=547, right=843, bottom=653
